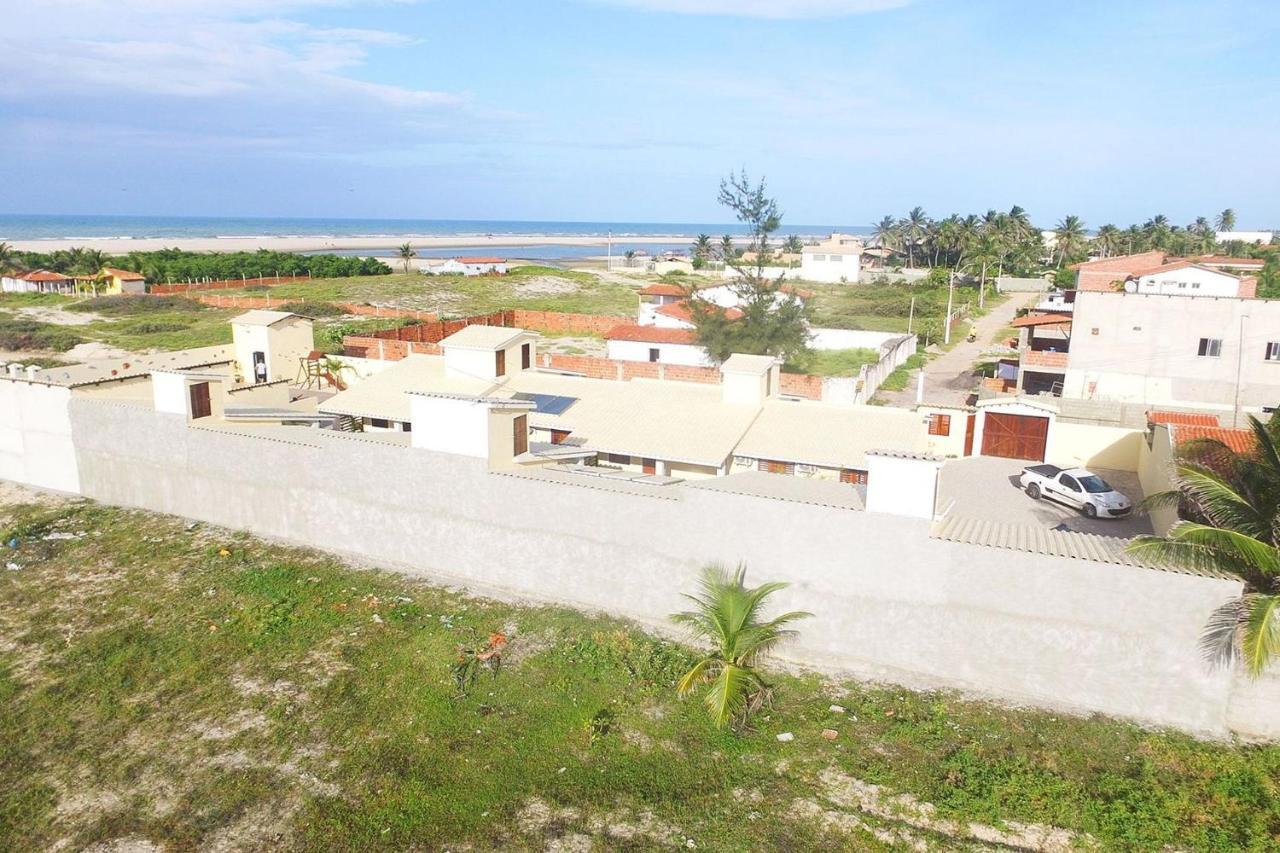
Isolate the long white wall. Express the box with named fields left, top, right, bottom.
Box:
left=0, top=380, right=80, bottom=493
left=61, top=398, right=1280, bottom=740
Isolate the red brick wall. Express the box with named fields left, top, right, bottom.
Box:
left=342, top=337, right=442, bottom=360
left=511, top=309, right=622, bottom=335
left=779, top=373, right=823, bottom=399
left=150, top=275, right=311, bottom=294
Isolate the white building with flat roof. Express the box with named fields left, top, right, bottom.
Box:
left=801, top=233, right=863, bottom=283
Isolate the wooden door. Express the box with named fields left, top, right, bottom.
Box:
left=550, top=429, right=570, bottom=445
left=495, top=349, right=507, bottom=377
left=963, top=414, right=976, bottom=456
left=188, top=382, right=212, bottom=419
left=642, top=458, right=656, bottom=475
left=512, top=414, right=528, bottom=456
left=521, top=343, right=531, bottom=370
left=980, top=413, right=1048, bottom=461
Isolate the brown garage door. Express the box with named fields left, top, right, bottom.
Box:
left=981, top=413, right=1049, bottom=460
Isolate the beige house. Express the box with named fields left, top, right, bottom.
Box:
left=230, top=311, right=315, bottom=384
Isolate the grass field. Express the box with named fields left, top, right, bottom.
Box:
left=2, top=495, right=1277, bottom=851
left=216, top=266, right=638, bottom=317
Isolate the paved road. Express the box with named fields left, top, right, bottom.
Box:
left=878, top=293, right=1033, bottom=408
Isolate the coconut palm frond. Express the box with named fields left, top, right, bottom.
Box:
left=1248, top=415, right=1280, bottom=475
left=1199, top=598, right=1244, bottom=669
left=704, top=663, right=757, bottom=729
left=676, top=657, right=715, bottom=697
left=1137, top=488, right=1184, bottom=512
left=1241, top=594, right=1280, bottom=677
left=1126, top=531, right=1255, bottom=578
left=1173, top=466, right=1270, bottom=538
left=1169, top=524, right=1280, bottom=577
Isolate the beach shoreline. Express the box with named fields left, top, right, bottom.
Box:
left=0, top=234, right=720, bottom=254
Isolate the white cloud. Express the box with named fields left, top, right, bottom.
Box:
left=582, top=0, right=911, bottom=18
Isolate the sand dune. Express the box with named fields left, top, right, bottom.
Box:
left=0, top=234, right=703, bottom=254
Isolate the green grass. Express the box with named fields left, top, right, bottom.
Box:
left=875, top=351, right=928, bottom=393
left=214, top=266, right=637, bottom=318
left=785, top=347, right=879, bottom=377
left=0, top=316, right=84, bottom=352
left=1, top=499, right=1278, bottom=851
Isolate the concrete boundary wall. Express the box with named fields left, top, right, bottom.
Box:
left=63, top=398, right=1280, bottom=739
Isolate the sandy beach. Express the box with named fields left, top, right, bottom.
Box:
left=0, top=234, right=706, bottom=254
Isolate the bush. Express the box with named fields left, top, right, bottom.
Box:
left=124, top=321, right=193, bottom=334
left=243, top=284, right=270, bottom=293
left=0, top=318, right=83, bottom=352
left=276, top=301, right=347, bottom=318
left=69, top=295, right=205, bottom=315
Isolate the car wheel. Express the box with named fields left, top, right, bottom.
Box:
left=1081, top=503, right=1098, bottom=519
left=1025, top=483, right=1041, bottom=500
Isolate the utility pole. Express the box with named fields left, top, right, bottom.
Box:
left=607, top=229, right=612, bottom=271
left=944, top=271, right=955, bottom=345
left=907, top=296, right=915, bottom=334
left=1232, top=314, right=1248, bottom=428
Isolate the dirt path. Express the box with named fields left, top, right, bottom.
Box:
left=878, top=293, right=1032, bottom=408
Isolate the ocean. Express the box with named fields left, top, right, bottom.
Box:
left=0, top=214, right=872, bottom=242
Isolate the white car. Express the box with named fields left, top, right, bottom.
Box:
left=1019, top=464, right=1133, bottom=519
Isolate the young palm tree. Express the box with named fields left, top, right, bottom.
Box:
left=672, top=564, right=811, bottom=729
left=1215, top=208, right=1237, bottom=233
left=692, top=233, right=713, bottom=261
left=0, top=241, right=14, bottom=273
left=901, top=207, right=929, bottom=269
left=397, top=242, right=416, bottom=274
left=1053, top=215, right=1087, bottom=267
left=1128, top=417, right=1280, bottom=676
left=719, top=234, right=736, bottom=265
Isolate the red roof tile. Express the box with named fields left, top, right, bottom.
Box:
left=456, top=257, right=506, bottom=264
left=654, top=301, right=743, bottom=324
left=638, top=283, right=688, bottom=297
left=102, top=267, right=145, bottom=279
left=17, top=269, right=74, bottom=282
left=1172, top=425, right=1256, bottom=454
left=1011, top=313, right=1073, bottom=328
left=1148, top=410, right=1220, bottom=427
left=605, top=324, right=698, bottom=344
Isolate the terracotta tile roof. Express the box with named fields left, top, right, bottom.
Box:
left=654, top=301, right=743, bottom=324
left=16, top=269, right=73, bottom=282
left=1011, top=313, right=1073, bottom=328
left=605, top=324, right=698, bottom=345
left=1195, top=255, right=1264, bottom=268
left=102, top=267, right=145, bottom=279
left=1127, top=260, right=1241, bottom=280
left=638, top=283, right=688, bottom=297
left=1172, top=424, right=1257, bottom=454
left=779, top=283, right=815, bottom=299
left=1147, top=410, right=1220, bottom=427
left=456, top=257, right=506, bottom=264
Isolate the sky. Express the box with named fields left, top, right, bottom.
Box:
left=1, top=0, right=1278, bottom=228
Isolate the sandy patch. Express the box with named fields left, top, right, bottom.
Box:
left=18, top=305, right=106, bottom=326
left=64, top=341, right=139, bottom=361
left=537, top=336, right=607, bottom=357
left=511, top=275, right=580, bottom=296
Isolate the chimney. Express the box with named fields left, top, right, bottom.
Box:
left=6, top=363, right=23, bottom=378
left=25, top=365, right=41, bottom=380
left=864, top=450, right=945, bottom=519
left=719, top=354, right=780, bottom=407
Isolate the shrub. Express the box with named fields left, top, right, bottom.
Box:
left=0, top=318, right=83, bottom=352
left=70, top=295, right=205, bottom=315
left=124, top=321, right=193, bottom=334
left=277, top=301, right=347, bottom=318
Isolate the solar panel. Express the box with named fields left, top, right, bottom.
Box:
left=513, top=392, right=578, bottom=415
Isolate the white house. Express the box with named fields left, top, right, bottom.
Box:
left=605, top=324, right=714, bottom=367
left=230, top=311, right=315, bottom=384
left=800, top=233, right=863, bottom=283
left=457, top=257, right=508, bottom=276
left=1123, top=260, right=1257, bottom=299
left=1, top=269, right=78, bottom=294
left=1214, top=230, right=1273, bottom=245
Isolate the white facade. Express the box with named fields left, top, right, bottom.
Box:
left=605, top=338, right=713, bottom=367
left=1215, top=230, right=1273, bottom=245
left=801, top=233, right=863, bottom=283
left=1062, top=291, right=1280, bottom=411
left=231, top=314, right=314, bottom=384
left=1126, top=264, right=1250, bottom=298
left=0, top=378, right=80, bottom=493
left=864, top=452, right=943, bottom=519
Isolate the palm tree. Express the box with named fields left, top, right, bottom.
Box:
left=784, top=234, right=804, bottom=255
left=901, top=207, right=929, bottom=269
left=719, top=234, right=736, bottom=266
left=1216, top=208, right=1237, bottom=233
left=692, top=233, right=713, bottom=262
left=1095, top=224, right=1122, bottom=258
left=0, top=241, right=14, bottom=273
left=1006, top=205, right=1034, bottom=243
left=672, top=564, right=810, bottom=729
left=1053, top=216, right=1087, bottom=267
left=872, top=214, right=899, bottom=246
left=1128, top=417, right=1279, bottom=676
left=397, top=242, right=416, bottom=274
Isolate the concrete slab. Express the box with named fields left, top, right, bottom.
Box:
left=937, top=455, right=1153, bottom=538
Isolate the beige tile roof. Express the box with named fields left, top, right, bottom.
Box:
left=930, top=515, right=1232, bottom=579
left=687, top=470, right=864, bottom=510
left=501, top=371, right=758, bottom=467
left=11, top=346, right=234, bottom=388
left=318, top=356, right=498, bottom=421
left=232, top=310, right=304, bottom=327
left=734, top=400, right=926, bottom=470
left=441, top=325, right=531, bottom=350
left=721, top=353, right=778, bottom=374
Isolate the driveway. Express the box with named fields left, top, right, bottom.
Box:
left=937, top=456, right=1154, bottom=538
left=878, top=292, right=1033, bottom=408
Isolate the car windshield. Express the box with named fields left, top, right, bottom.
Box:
left=1078, top=475, right=1112, bottom=493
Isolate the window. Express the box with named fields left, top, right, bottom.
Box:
left=495, top=349, right=507, bottom=376
left=605, top=453, right=630, bottom=465
left=1060, top=475, right=1081, bottom=492
left=369, top=417, right=390, bottom=429
left=648, top=348, right=660, bottom=362
left=1198, top=337, right=1222, bottom=358
left=521, top=342, right=531, bottom=369
left=1266, top=342, right=1280, bottom=362
left=840, top=468, right=868, bottom=485
left=550, top=429, right=570, bottom=445
left=759, top=459, right=795, bottom=475
left=512, top=414, right=527, bottom=456
left=927, top=413, right=951, bottom=436
left=812, top=254, right=826, bottom=262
